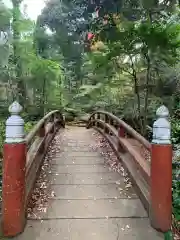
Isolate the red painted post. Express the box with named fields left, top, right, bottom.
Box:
left=118, top=127, right=125, bottom=138
left=2, top=101, right=26, bottom=237
left=150, top=105, right=172, bottom=233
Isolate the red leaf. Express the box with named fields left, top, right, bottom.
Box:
left=87, top=32, right=94, bottom=40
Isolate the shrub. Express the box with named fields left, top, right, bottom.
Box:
left=171, top=118, right=180, bottom=145
left=172, top=156, right=180, bottom=221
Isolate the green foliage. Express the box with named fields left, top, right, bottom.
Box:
left=164, top=231, right=173, bottom=240
left=0, top=121, right=5, bottom=158
left=171, top=117, right=180, bottom=228
left=172, top=145, right=180, bottom=221
left=171, top=119, right=180, bottom=145
left=0, top=1, right=11, bottom=31
left=172, top=170, right=180, bottom=221
left=35, top=0, right=180, bottom=131
left=24, top=121, right=36, bottom=135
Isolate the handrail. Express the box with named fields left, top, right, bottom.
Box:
left=87, top=110, right=151, bottom=212
left=26, top=110, right=64, bottom=147
left=25, top=110, right=65, bottom=205
left=88, top=110, right=151, bottom=151
left=89, top=118, right=150, bottom=181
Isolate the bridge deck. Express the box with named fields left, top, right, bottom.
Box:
left=15, top=126, right=163, bottom=240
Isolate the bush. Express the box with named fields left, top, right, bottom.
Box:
left=171, top=118, right=180, bottom=145
left=172, top=156, right=180, bottom=221
left=24, top=121, right=36, bottom=135
left=64, top=108, right=79, bottom=122
left=171, top=118, right=180, bottom=231
left=0, top=121, right=5, bottom=158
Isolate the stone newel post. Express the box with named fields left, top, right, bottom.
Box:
left=150, top=105, right=172, bottom=232
left=2, top=101, right=26, bottom=237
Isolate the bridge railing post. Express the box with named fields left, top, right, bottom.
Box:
left=104, top=114, right=109, bottom=134
left=118, top=127, right=125, bottom=138
left=38, top=123, right=45, bottom=154
left=49, top=114, right=55, bottom=134
left=110, top=118, right=114, bottom=127
left=91, top=115, right=95, bottom=127
left=118, top=126, right=125, bottom=152
left=96, top=113, right=100, bottom=127
left=2, top=101, right=26, bottom=237
left=150, top=105, right=172, bottom=232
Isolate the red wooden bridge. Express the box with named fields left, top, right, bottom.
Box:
left=1, top=102, right=172, bottom=239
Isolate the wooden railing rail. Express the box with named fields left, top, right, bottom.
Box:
left=88, top=111, right=151, bottom=150
left=87, top=111, right=151, bottom=213
left=25, top=110, right=65, bottom=204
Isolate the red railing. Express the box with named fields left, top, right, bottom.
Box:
left=2, top=110, right=65, bottom=237
left=87, top=110, right=172, bottom=233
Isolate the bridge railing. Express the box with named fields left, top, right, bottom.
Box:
left=87, top=110, right=151, bottom=204
left=26, top=110, right=65, bottom=205
left=87, top=106, right=172, bottom=233
left=2, top=102, right=65, bottom=237
left=88, top=110, right=151, bottom=149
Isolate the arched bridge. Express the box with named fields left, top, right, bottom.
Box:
left=1, top=102, right=172, bottom=239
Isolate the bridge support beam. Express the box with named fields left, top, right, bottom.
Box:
left=150, top=105, right=172, bottom=232
left=2, top=102, right=26, bottom=237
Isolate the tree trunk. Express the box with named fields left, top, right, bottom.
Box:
left=143, top=52, right=151, bottom=136
left=129, top=55, right=144, bottom=134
